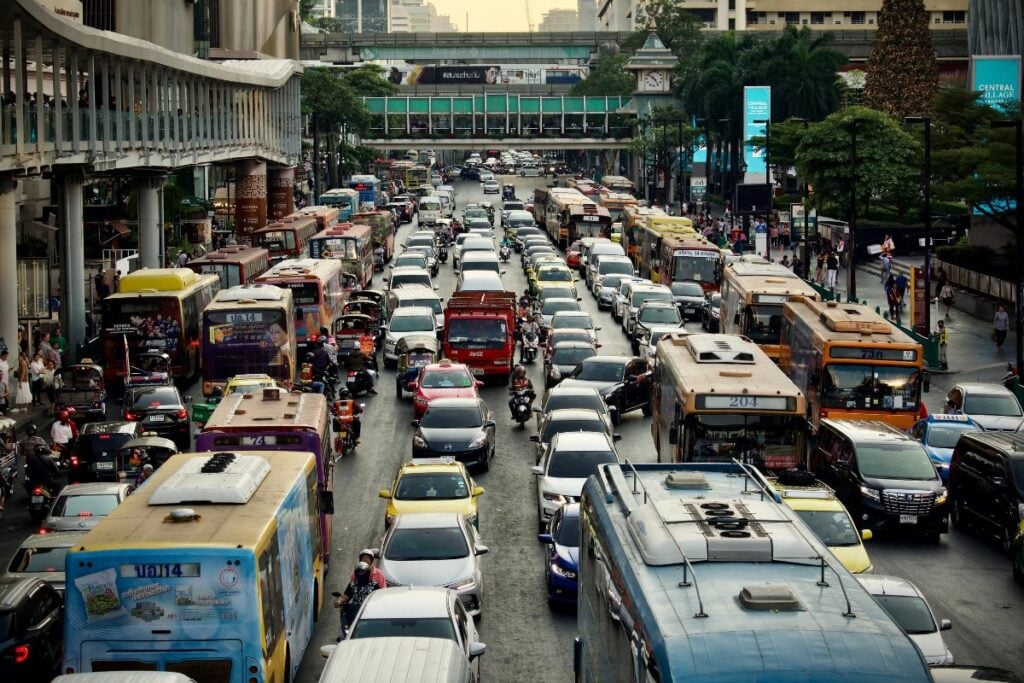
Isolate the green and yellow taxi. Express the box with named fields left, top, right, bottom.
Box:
left=378, top=458, right=485, bottom=528
left=526, top=254, right=565, bottom=281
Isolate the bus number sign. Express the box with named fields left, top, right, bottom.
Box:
left=581, top=215, right=600, bottom=222
left=830, top=347, right=918, bottom=362
left=120, top=563, right=201, bottom=579
left=698, top=395, right=791, bottom=411
left=675, top=249, right=718, bottom=259
left=225, top=312, right=264, bottom=323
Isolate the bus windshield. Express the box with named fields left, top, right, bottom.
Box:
left=673, top=252, right=719, bottom=283
left=686, top=414, right=802, bottom=470
left=743, top=303, right=785, bottom=345
left=200, top=263, right=241, bottom=288
left=446, top=319, right=507, bottom=350
left=260, top=230, right=295, bottom=251
left=313, top=237, right=359, bottom=259
left=821, top=364, right=919, bottom=411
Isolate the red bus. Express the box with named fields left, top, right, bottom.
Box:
left=351, top=210, right=396, bottom=262
left=307, top=223, right=375, bottom=289
left=254, top=258, right=349, bottom=348
left=252, top=215, right=319, bottom=264
left=186, top=244, right=271, bottom=288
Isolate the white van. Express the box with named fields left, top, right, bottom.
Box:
left=419, top=196, right=442, bottom=226
left=319, top=637, right=476, bottom=683
left=388, top=284, right=445, bottom=332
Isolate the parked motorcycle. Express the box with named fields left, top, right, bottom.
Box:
left=509, top=389, right=533, bottom=429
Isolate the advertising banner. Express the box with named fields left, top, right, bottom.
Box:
left=970, top=55, right=1022, bottom=111
left=742, top=86, right=771, bottom=182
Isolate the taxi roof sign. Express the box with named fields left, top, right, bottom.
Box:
left=930, top=414, right=971, bottom=422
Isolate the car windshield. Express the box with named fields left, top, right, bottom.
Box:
left=51, top=493, right=121, bottom=517
left=640, top=307, right=680, bottom=324
left=599, top=261, right=634, bottom=276
left=601, top=276, right=628, bottom=291
left=547, top=449, right=617, bottom=478
left=543, top=301, right=579, bottom=315
left=575, top=361, right=624, bottom=382
left=421, top=370, right=474, bottom=389
left=541, top=290, right=577, bottom=304
left=820, top=365, right=920, bottom=412
left=552, top=347, right=596, bottom=366
left=385, top=526, right=469, bottom=561
left=395, top=473, right=470, bottom=500
left=539, top=270, right=572, bottom=282
left=671, top=282, right=704, bottom=297
left=555, top=514, right=581, bottom=546
left=795, top=510, right=860, bottom=546
left=392, top=274, right=431, bottom=289
left=397, top=256, right=427, bottom=268
left=545, top=393, right=605, bottom=414
left=390, top=315, right=435, bottom=333
left=631, top=290, right=672, bottom=307
left=421, top=405, right=482, bottom=429
left=964, top=393, right=1023, bottom=417
left=926, top=425, right=979, bottom=449
left=542, top=419, right=605, bottom=443
left=553, top=315, right=592, bottom=330
left=872, top=595, right=936, bottom=635
left=131, top=388, right=179, bottom=409
left=402, top=299, right=443, bottom=315
left=350, top=616, right=458, bottom=642
left=9, top=544, right=71, bottom=573
left=856, top=444, right=938, bottom=480
left=446, top=319, right=507, bottom=350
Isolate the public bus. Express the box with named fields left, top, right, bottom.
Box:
left=600, top=174, right=634, bottom=194
left=62, top=450, right=324, bottom=683
left=347, top=175, right=382, bottom=209
left=186, top=244, right=271, bottom=289
left=318, top=188, right=360, bottom=221
left=295, top=205, right=341, bottom=232
left=719, top=261, right=821, bottom=361
left=597, top=190, right=637, bottom=227
left=624, top=206, right=695, bottom=276
left=404, top=165, right=430, bottom=189
left=254, top=258, right=348, bottom=348
left=779, top=296, right=926, bottom=430
left=653, top=332, right=808, bottom=472
left=657, top=232, right=723, bottom=291
left=566, top=177, right=600, bottom=198
left=101, top=268, right=220, bottom=383
left=351, top=209, right=396, bottom=262
left=196, top=389, right=335, bottom=566
left=543, top=188, right=588, bottom=247
left=252, top=214, right=320, bottom=264
left=307, top=223, right=375, bottom=289
left=200, top=284, right=295, bottom=396
left=575, top=460, right=933, bottom=682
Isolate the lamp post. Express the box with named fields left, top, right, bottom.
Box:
left=718, top=118, right=731, bottom=205
left=791, top=117, right=811, bottom=277
left=994, top=119, right=1024, bottom=376
left=905, top=116, right=932, bottom=335
left=847, top=119, right=859, bottom=302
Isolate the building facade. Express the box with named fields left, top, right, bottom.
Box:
left=579, top=0, right=598, bottom=31
left=538, top=8, right=580, bottom=32
left=336, top=0, right=390, bottom=32
left=389, top=0, right=457, bottom=32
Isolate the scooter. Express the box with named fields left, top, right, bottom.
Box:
left=24, top=476, right=55, bottom=522
left=438, top=245, right=449, bottom=264
left=509, top=390, right=533, bottom=429
left=333, top=415, right=358, bottom=459
left=500, top=245, right=511, bottom=263
left=346, top=368, right=377, bottom=397
left=1002, top=363, right=1018, bottom=390
left=521, top=331, right=539, bottom=364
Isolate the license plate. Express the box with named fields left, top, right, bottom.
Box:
left=148, top=414, right=166, bottom=423
left=95, top=461, right=114, bottom=470
left=684, top=307, right=695, bottom=313
left=31, top=495, right=43, bottom=504
left=471, top=368, right=485, bottom=376
left=899, top=514, right=918, bottom=524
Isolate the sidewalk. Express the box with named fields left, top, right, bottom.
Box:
left=5, top=402, right=55, bottom=437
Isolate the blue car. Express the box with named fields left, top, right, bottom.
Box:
left=910, top=414, right=982, bottom=484
left=538, top=502, right=580, bottom=606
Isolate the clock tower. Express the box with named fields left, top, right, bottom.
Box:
left=625, top=31, right=676, bottom=98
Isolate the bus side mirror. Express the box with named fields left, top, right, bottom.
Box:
left=733, top=313, right=741, bottom=325
left=809, top=371, right=821, bottom=386
left=321, top=490, right=335, bottom=515
left=922, top=372, right=931, bottom=393
left=668, top=423, right=679, bottom=445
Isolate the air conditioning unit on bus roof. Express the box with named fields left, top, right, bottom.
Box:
left=149, top=453, right=270, bottom=505
left=686, top=335, right=757, bottom=363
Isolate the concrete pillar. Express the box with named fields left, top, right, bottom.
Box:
left=0, top=177, right=18, bottom=368
left=62, top=173, right=87, bottom=357
left=235, top=159, right=267, bottom=240
left=137, top=175, right=163, bottom=268
left=268, top=166, right=295, bottom=220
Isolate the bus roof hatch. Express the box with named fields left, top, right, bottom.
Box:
left=816, top=301, right=892, bottom=334
left=686, top=335, right=757, bottom=364
left=149, top=452, right=270, bottom=505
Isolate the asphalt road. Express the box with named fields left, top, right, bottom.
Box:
left=0, top=173, right=1019, bottom=682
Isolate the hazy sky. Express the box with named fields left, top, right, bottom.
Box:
left=430, top=0, right=578, bottom=32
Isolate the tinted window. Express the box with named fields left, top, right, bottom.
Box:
left=385, top=526, right=469, bottom=560
left=9, top=545, right=71, bottom=573
left=51, top=493, right=122, bottom=517
left=552, top=347, right=596, bottom=366
left=421, top=405, right=482, bottom=429
left=640, top=307, right=681, bottom=324
left=631, top=290, right=673, bottom=307
left=130, top=388, right=180, bottom=408
left=599, top=261, right=634, bottom=276
left=964, top=394, right=1023, bottom=417
left=925, top=425, right=979, bottom=449
left=555, top=514, right=581, bottom=546
left=547, top=449, right=617, bottom=477
left=871, top=595, right=936, bottom=634
left=794, top=510, right=860, bottom=546
left=575, top=361, right=625, bottom=382
left=421, top=370, right=474, bottom=389
left=543, top=300, right=580, bottom=315
left=538, top=269, right=572, bottom=282
left=350, top=617, right=457, bottom=642
left=553, top=315, right=593, bottom=330
left=671, top=282, right=704, bottom=297
left=545, top=393, right=605, bottom=414
left=856, top=443, right=938, bottom=480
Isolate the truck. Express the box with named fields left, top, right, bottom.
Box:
left=442, top=291, right=517, bottom=384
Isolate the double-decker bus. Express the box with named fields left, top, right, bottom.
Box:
left=779, top=297, right=926, bottom=430
left=719, top=261, right=821, bottom=361
left=252, top=214, right=319, bottom=264
left=63, top=450, right=324, bottom=682
left=196, top=389, right=335, bottom=566
left=599, top=174, right=634, bottom=194
left=653, top=332, right=808, bottom=472
left=575, top=460, right=933, bottom=682
left=101, top=268, right=220, bottom=383
left=200, top=284, right=295, bottom=396
left=307, top=223, right=375, bottom=289
left=597, top=190, right=637, bottom=227
left=254, top=258, right=348, bottom=349
left=186, top=244, right=271, bottom=289
left=295, top=205, right=340, bottom=232
left=657, top=232, right=723, bottom=291
left=351, top=209, right=396, bottom=261
left=348, top=175, right=382, bottom=209
left=318, top=188, right=359, bottom=220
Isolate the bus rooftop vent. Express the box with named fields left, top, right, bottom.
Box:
left=686, top=335, right=756, bottom=363
left=149, top=453, right=271, bottom=505
left=738, top=585, right=803, bottom=612
left=664, top=472, right=710, bottom=489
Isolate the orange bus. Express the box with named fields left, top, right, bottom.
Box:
left=254, top=258, right=349, bottom=348
left=295, top=205, right=341, bottom=232
left=657, top=232, right=723, bottom=292
left=186, top=244, right=271, bottom=288
left=252, top=214, right=320, bottom=263
left=308, top=223, right=375, bottom=289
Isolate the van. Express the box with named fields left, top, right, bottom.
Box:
left=319, top=636, right=476, bottom=682
left=619, top=282, right=673, bottom=335
left=948, top=431, right=1024, bottom=550
left=387, top=266, right=434, bottom=292
left=809, top=419, right=949, bottom=541
left=460, top=251, right=502, bottom=276
left=419, top=196, right=443, bottom=226
left=589, top=254, right=635, bottom=295
left=388, top=284, right=445, bottom=332
left=457, top=271, right=506, bottom=293
left=577, top=237, right=607, bottom=274
left=585, top=242, right=626, bottom=288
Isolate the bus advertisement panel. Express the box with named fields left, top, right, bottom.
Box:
left=187, top=245, right=271, bottom=289
left=63, top=451, right=323, bottom=683
left=308, top=224, right=375, bottom=289
left=254, top=259, right=349, bottom=347
left=658, top=233, right=723, bottom=291
left=351, top=210, right=396, bottom=261
left=318, top=188, right=359, bottom=221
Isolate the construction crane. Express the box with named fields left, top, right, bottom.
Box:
left=524, top=0, right=535, bottom=32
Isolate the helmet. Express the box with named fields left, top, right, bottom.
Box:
left=514, top=365, right=526, bottom=377
left=142, top=464, right=154, bottom=472
left=338, top=388, right=352, bottom=400
left=26, top=424, right=37, bottom=437
left=358, top=548, right=375, bottom=560
left=320, top=326, right=330, bottom=338
left=58, top=410, right=69, bottom=422
left=305, top=352, right=315, bottom=362
left=355, top=561, right=371, bottom=574
left=211, top=386, right=224, bottom=399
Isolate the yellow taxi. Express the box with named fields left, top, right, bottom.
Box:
left=225, top=373, right=279, bottom=395
left=378, top=458, right=485, bottom=528
left=771, top=472, right=873, bottom=574
left=530, top=264, right=576, bottom=296
left=526, top=254, right=566, bottom=281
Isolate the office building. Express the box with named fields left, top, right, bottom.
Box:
left=389, top=0, right=457, bottom=32
left=336, top=0, right=390, bottom=32
left=579, top=0, right=598, bottom=31
left=538, top=8, right=580, bottom=32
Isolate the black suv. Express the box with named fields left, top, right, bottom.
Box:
left=69, top=421, right=145, bottom=483
left=122, top=385, right=192, bottom=451
left=810, top=419, right=949, bottom=541
left=0, top=577, right=64, bottom=679
left=559, top=356, right=653, bottom=425
left=949, top=431, right=1024, bottom=551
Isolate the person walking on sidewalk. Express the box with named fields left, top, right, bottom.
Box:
left=936, top=320, right=949, bottom=371
left=28, top=352, right=44, bottom=406
left=836, top=238, right=846, bottom=268
left=879, top=252, right=892, bottom=283
left=826, top=251, right=838, bottom=290
left=993, top=305, right=1010, bottom=350
left=939, top=282, right=955, bottom=319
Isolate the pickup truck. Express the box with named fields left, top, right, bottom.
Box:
left=442, top=291, right=516, bottom=385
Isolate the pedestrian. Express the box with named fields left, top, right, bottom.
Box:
left=0, top=350, right=10, bottom=401
left=879, top=252, right=892, bottom=283
left=887, top=284, right=901, bottom=322
left=993, top=305, right=1010, bottom=349
left=50, top=327, right=67, bottom=357
left=814, top=252, right=824, bottom=284
left=939, top=281, right=955, bottom=319
left=936, top=320, right=949, bottom=371
left=836, top=238, right=846, bottom=268
left=826, top=251, right=839, bottom=289
left=41, top=359, right=56, bottom=404
left=15, top=351, right=30, bottom=411
left=935, top=267, right=948, bottom=296
left=781, top=255, right=791, bottom=269
left=177, top=250, right=189, bottom=267
left=894, top=272, right=909, bottom=309
left=882, top=234, right=895, bottom=255
left=28, top=352, right=44, bottom=405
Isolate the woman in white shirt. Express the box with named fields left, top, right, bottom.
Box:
left=28, top=352, right=44, bottom=406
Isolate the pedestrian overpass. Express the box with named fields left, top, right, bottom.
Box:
left=361, top=94, right=635, bottom=149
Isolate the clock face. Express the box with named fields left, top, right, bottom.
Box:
left=643, top=71, right=666, bottom=91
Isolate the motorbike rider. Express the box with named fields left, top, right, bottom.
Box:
left=299, top=352, right=325, bottom=395
left=344, top=348, right=378, bottom=395
left=519, top=316, right=541, bottom=363
left=508, top=365, right=536, bottom=414
left=349, top=549, right=386, bottom=589
left=26, top=443, right=59, bottom=494
left=319, top=326, right=339, bottom=366
left=51, top=410, right=78, bottom=454
left=333, top=388, right=364, bottom=444
left=335, top=561, right=379, bottom=639
left=18, top=424, right=48, bottom=464
left=134, top=463, right=155, bottom=488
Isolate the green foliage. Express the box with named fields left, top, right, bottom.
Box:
left=571, top=53, right=635, bottom=97
left=863, top=0, right=938, bottom=118
left=745, top=27, right=846, bottom=121
left=301, top=67, right=394, bottom=136
left=636, top=0, right=704, bottom=58
left=342, top=64, right=398, bottom=97
left=935, top=239, right=1016, bottom=281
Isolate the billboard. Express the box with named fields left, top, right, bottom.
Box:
left=743, top=86, right=771, bottom=182
left=384, top=63, right=586, bottom=86
left=970, top=56, right=1021, bottom=111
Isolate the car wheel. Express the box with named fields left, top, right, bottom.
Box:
left=1001, top=525, right=1015, bottom=554
left=951, top=497, right=966, bottom=530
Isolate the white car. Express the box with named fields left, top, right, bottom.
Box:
left=519, top=165, right=542, bottom=177
left=612, top=278, right=649, bottom=321
left=622, top=284, right=674, bottom=335
left=482, top=179, right=500, bottom=194
left=856, top=575, right=954, bottom=665
left=4, top=531, right=85, bottom=594
left=384, top=306, right=437, bottom=364
left=532, top=431, right=620, bottom=528
left=375, top=513, right=487, bottom=615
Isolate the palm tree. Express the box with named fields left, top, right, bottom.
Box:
left=753, top=26, right=846, bottom=121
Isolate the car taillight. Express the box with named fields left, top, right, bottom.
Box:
left=70, top=456, right=79, bottom=466
left=176, top=408, right=188, bottom=419
left=33, top=488, right=42, bottom=495
left=124, top=411, right=136, bottom=421
left=14, top=645, right=29, bottom=663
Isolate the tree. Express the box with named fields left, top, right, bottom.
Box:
left=341, top=64, right=398, bottom=98
left=747, top=26, right=846, bottom=122
left=635, top=0, right=704, bottom=59
left=863, top=0, right=939, bottom=118
left=571, top=53, right=635, bottom=97
left=631, top=107, right=699, bottom=204
left=796, top=106, right=921, bottom=221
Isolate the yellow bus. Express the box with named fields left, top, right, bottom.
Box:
left=101, top=268, right=220, bottom=383
left=63, top=450, right=324, bottom=683
left=657, top=232, right=723, bottom=291
left=779, top=297, right=926, bottom=430
left=719, top=261, right=820, bottom=361
left=653, top=332, right=809, bottom=472
left=597, top=190, right=637, bottom=227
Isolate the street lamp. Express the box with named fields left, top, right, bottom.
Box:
left=791, top=117, right=811, bottom=277
left=905, top=116, right=932, bottom=336
left=993, top=119, right=1024, bottom=377
left=718, top=118, right=731, bottom=203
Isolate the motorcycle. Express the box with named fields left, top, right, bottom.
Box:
left=24, top=473, right=55, bottom=522
left=521, top=330, right=539, bottom=364
left=500, top=245, right=511, bottom=263
left=1002, top=363, right=1018, bottom=390
left=0, top=453, right=13, bottom=520
left=438, top=244, right=449, bottom=264
left=509, top=390, right=533, bottom=429
left=345, top=368, right=377, bottom=397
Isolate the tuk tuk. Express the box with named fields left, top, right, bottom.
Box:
left=343, top=299, right=384, bottom=330
left=125, top=351, right=173, bottom=389
left=334, top=313, right=378, bottom=358
left=350, top=290, right=387, bottom=325
left=395, top=334, right=440, bottom=399
left=502, top=184, right=516, bottom=201
left=53, top=361, right=106, bottom=422
left=113, top=436, right=179, bottom=483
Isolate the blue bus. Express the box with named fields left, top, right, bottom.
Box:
left=575, top=462, right=933, bottom=682
left=347, top=175, right=382, bottom=209
left=318, top=187, right=360, bottom=221
left=63, top=451, right=324, bottom=683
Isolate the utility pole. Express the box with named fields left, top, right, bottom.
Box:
left=847, top=120, right=859, bottom=302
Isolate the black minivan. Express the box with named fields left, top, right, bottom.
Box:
left=810, top=419, right=949, bottom=541
left=948, top=431, right=1024, bottom=551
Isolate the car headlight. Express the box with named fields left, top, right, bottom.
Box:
left=550, top=562, right=577, bottom=579
left=550, top=367, right=561, bottom=379
left=450, top=576, right=477, bottom=590
left=413, top=435, right=428, bottom=449
left=468, top=433, right=489, bottom=449
left=935, top=488, right=948, bottom=505
left=860, top=485, right=881, bottom=502
left=543, top=491, right=568, bottom=504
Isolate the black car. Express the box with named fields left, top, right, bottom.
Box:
left=544, top=342, right=597, bottom=389
left=69, top=421, right=145, bottom=482
left=670, top=281, right=706, bottom=321
left=559, top=356, right=653, bottom=425
left=122, top=386, right=192, bottom=452
left=0, top=577, right=64, bottom=680
left=948, top=431, right=1024, bottom=551
left=460, top=167, right=481, bottom=181
left=700, top=291, right=722, bottom=332
left=631, top=302, right=682, bottom=354
left=412, top=397, right=496, bottom=471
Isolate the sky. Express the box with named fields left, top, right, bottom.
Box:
left=429, top=0, right=578, bottom=32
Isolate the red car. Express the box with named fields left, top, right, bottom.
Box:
left=409, top=361, right=483, bottom=418
left=566, top=240, right=582, bottom=269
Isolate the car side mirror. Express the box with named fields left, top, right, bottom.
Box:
left=184, top=395, right=193, bottom=403
left=319, top=644, right=337, bottom=659
left=538, top=533, right=553, bottom=544
left=594, top=326, right=602, bottom=331
left=860, top=528, right=873, bottom=541
left=531, top=465, right=543, bottom=475
left=475, top=380, right=484, bottom=388
left=468, top=642, right=487, bottom=659
left=529, top=435, right=540, bottom=442
left=940, top=619, right=952, bottom=631
left=378, top=488, right=392, bottom=499
left=433, top=285, right=440, bottom=290
left=410, top=419, right=420, bottom=428
left=406, top=381, right=417, bottom=391
left=613, top=433, right=622, bottom=441
left=473, top=486, right=485, bottom=497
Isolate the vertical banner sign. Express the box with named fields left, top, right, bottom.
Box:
left=743, top=86, right=771, bottom=183
left=910, top=266, right=927, bottom=334
left=970, top=56, right=1022, bottom=112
